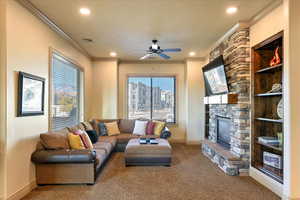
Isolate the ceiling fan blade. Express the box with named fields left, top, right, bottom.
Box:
left=162, top=48, right=182, bottom=52
left=159, top=53, right=171, bottom=59
left=140, top=54, right=151, bottom=60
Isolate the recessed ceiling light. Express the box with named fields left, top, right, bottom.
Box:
left=110, top=52, right=117, bottom=57
left=79, top=8, right=91, bottom=15
left=189, top=52, right=196, bottom=57
left=226, top=7, right=238, bottom=14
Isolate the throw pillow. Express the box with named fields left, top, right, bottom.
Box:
left=82, top=121, right=94, bottom=131
left=153, top=120, right=166, bottom=136
left=146, top=121, right=156, bottom=135
left=98, top=122, right=108, bottom=136
left=86, top=130, right=99, bottom=144
left=40, top=132, right=70, bottom=150
left=119, top=119, right=135, bottom=133
left=74, top=130, right=94, bottom=150
left=68, top=132, right=86, bottom=150
left=133, top=120, right=148, bottom=136
left=104, top=122, right=121, bottom=136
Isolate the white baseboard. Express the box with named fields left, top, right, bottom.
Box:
left=249, top=166, right=282, bottom=198
left=7, top=180, right=36, bottom=200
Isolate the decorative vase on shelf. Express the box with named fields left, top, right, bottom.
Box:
left=270, top=46, right=281, bottom=67
left=277, top=98, right=284, bottom=119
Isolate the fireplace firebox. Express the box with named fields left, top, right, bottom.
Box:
left=217, top=116, right=231, bottom=149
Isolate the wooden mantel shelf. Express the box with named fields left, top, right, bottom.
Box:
left=203, top=93, right=238, bottom=105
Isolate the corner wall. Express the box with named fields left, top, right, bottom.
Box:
left=185, top=59, right=206, bottom=143
left=0, top=0, right=7, bottom=199
left=4, top=1, right=93, bottom=199
left=90, top=60, right=118, bottom=119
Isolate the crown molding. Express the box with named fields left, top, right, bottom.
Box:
left=16, top=0, right=92, bottom=59
left=119, top=60, right=185, bottom=65
left=91, top=57, right=119, bottom=62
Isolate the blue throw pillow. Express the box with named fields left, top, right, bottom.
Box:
left=86, top=130, right=98, bottom=144
left=98, top=123, right=108, bottom=136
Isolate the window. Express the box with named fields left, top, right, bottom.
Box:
left=50, top=53, right=83, bottom=130
left=128, top=76, right=176, bottom=123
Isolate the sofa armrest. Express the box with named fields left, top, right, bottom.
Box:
left=160, top=127, right=171, bottom=139
left=31, top=149, right=96, bottom=164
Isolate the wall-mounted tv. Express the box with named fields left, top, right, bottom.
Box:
left=202, top=55, right=229, bottom=96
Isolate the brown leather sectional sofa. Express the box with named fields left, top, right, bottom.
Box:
left=31, top=119, right=171, bottom=185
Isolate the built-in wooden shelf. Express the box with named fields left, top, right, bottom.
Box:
left=256, top=141, right=283, bottom=152
left=255, top=117, right=283, bottom=123
left=251, top=31, right=284, bottom=184
left=256, top=63, right=283, bottom=73
left=255, top=92, right=282, bottom=97
left=256, top=165, right=283, bottom=184
left=203, top=93, right=238, bottom=105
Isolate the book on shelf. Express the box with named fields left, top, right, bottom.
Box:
left=258, top=136, right=280, bottom=145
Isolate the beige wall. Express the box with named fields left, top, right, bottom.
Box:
left=0, top=0, right=7, bottom=199
left=185, top=60, right=206, bottom=143
left=90, top=60, right=118, bottom=119
left=250, top=5, right=284, bottom=47
left=118, top=62, right=186, bottom=141
left=3, top=1, right=93, bottom=199
left=249, top=3, right=284, bottom=197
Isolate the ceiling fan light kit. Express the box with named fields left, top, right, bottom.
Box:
left=140, top=39, right=182, bottom=60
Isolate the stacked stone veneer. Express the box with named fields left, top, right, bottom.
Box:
left=202, top=28, right=251, bottom=176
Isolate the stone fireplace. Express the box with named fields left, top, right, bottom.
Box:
left=202, top=27, right=251, bottom=176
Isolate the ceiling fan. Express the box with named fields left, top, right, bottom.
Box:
left=140, top=39, right=182, bottom=60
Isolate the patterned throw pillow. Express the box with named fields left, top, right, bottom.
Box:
left=153, top=120, right=166, bottom=136
left=98, top=123, right=108, bottom=136
left=68, top=132, right=86, bottom=150
left=133, top=120, right=148, bottom=136
left=146, top=121, right=156, bottom=135
left=104, top=122, right=121, bottom=136
left=82, top=122, right=94, bottom=131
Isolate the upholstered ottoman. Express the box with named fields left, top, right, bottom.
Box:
left=125, top=138, right=172, bottom=166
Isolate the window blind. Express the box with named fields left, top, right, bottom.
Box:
left=51, top=54, right=81, bottom=131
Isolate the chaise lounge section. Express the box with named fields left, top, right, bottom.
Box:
left=31, top=119, right=171, bottom=185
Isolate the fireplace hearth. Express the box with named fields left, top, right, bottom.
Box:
left=217, top=116, right=231, bottom=149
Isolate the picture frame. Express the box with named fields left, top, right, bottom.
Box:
left=17, top=72, right=45, bottom=117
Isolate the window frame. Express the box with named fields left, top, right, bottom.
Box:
left=49, top=48, right=85, bottom=131
left=126, top=75, right=177, bottom=124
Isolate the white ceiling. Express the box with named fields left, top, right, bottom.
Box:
left=28, top=0, right=274, bottom=61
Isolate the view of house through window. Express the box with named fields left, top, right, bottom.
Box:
left=51, top=54, right=82, bottom=130
left=128, top=77, right=176, bottom=123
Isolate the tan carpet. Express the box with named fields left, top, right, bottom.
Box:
left=23, top=144, right=279, bottom=200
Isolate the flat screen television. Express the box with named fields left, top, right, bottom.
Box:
left=202, top=55, right=229, bottom=96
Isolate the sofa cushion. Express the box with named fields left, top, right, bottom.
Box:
left=40, top=131, right=70, bottom=150
left=74, top=130, right=94, bottom=150
left=133, top=120, right=148, bottom=136
left=67, top=124, right=85, bottom=133
left=116, top=133, right=139, bottom=144
left=86, top=130, right=98, bottom=144
left=98, top=136, right=117, bottom=147
left=93, top=142, right=113, bottom=154
left=94, top=149, right=108, bottom=168
left=105, top=122, right=121, bottom=136
left=119, top=119, right=135, bottom=133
